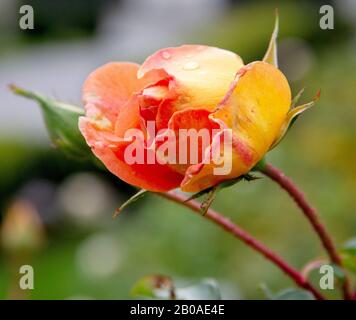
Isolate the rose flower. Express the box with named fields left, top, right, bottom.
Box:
left=79, top=20, right=316, bottom=193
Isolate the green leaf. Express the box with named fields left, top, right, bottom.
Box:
left=113, top=189, right=148, bottom=219
left=262, top=10, right=279, bottom=67
left=341, top=238, right=356, bottom=273
left=330, top=263, right=346, bottom=284
left=342, top=253, right=356, bottom=273
left=342, top=238, right=356, bottom=255
left=259, top=283, right=275, bottom=300
left=131, top=274, right=175, bottom=299
left=273, top=288, right=314, bottom=300
left=10, top=85, right=90, bottom=159
left=260, top=284, right=315, bottom=300
left=175, top=279, right=221, bottom=300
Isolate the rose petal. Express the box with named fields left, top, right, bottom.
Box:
left=211, top=61, right=291, bottom=158
left=180, top=61, right=291, bottom=192
left=180, top=129, right=254, bottom=192
left=79, top=101, right=183, bottom=192
left=155, top=108, right=220, bottom=175
left=83, top=62, right=142, bottom=124
left=80, top=63, right=184, bottom=191
left=138, top=45, right=244, bottom=128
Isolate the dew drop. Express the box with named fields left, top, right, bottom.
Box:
left=183, top=61, right=199, bottom=70
left=162, top=51, right=171, bottom=59
left=94, top=141, right=104, bottom=148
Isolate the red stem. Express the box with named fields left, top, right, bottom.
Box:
left=160, top=191, right=325, bottom=300
left=261, top=162, right=352, bottom=300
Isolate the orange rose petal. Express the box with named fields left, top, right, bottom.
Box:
left=180, top=61, right=291, bottom=192
left=80, top=63, right=184, bottom=191
left=139, top=77, right=178, bottom=129
left=211, top=61, right=291, bottom=157
left=79, top=114, right=183, bottom=192
left=83, top=62, right=141, bottom=123
left=114, top=96, right=144, bottom=138
left=138, top=45, right=244, bottom=114
left=155, top=108, right=220, bottom=175
left=180, top=130, right=255, bottom=192
left=83, top=63, right=167, bottom=123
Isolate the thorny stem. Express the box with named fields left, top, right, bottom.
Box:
left=260, top=162, right=352, bottom=300
left=159, top=191, right=325, bottom=300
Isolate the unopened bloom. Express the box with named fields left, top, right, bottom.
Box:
left=79, top=18, right=316, bottom=193
left=10, top=85, right=89, bottom=159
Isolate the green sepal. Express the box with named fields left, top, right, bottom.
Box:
left=184, top=186, right=219, bottom=216
left=291, top=87, right=305, bottom=108
left=200, top=186, right=219, bottom=216
left=269, top=90, right=321, bottom=150
left=113, top=189, right=149, bottom=219
left=10, top=85, right=90, bottom=159
left=184, top=173, right=259, bottom=215
left=252, top=157, right=267, bottom=171
left=263, top=10, right=279, bottom=67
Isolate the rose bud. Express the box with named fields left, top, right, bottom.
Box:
left=10, top=85, right=90, bottom=159
left=79, top=17, right=318, bottom=193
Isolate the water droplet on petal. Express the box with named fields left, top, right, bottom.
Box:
left=94, top=141, right=104, bottom=148
left=162, top=51, right=171, bottom=59
left=183, top=61, right=199, bottom=70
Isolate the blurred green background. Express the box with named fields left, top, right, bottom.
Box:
left=0, top=0, right=355, bottom=299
